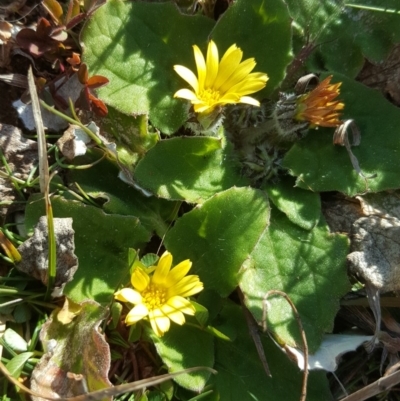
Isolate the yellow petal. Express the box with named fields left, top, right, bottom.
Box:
left=167, top=295, right=196, bottom=315
left=165, top=259, right=192, bottom=287
left=214, top=45, right=243, bottom=89
left=160, top=303, right=186, bottom=325
left=168, top=275, right=203, bottom=298
left=205, top=40, right=219, bottom=88
left=239, top=96, right=261, bottom=106
left=229, top=76, right=268, bottom=96
left=216, top=92, right=241, bottom=105
left=174, top=89, right=198, bottom=101
left=114, top=288, right=142, bottom=304
left=173, top=65, right=199, bottom=93
left=153, top=251, right=173, bottom=286
left=125, top=303, right=149, bottom=325
left=131, top=267, right=150, bottom=292
left=193, top=44, right=206, bottom=91
left=149, top=309, right=170, bottom=337
left=219, top=58, right=256, bottom=94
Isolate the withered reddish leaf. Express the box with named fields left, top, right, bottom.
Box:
left=77, top=63, right=88, bottom=84
left=30, top=299, right=112, bottom=400
left=16, top=29, right=58, bottom=57
left=66, top=0, right=81, bottom=24
left=75, top=88, right=91, bottom=111
left=36, top=18, right=53, bottom=38
left=66, top=52, right=81, bottom=67
left=89, top=93, right=108, bottom=116
left=86, top=75, right=109, bottom=89
left=66, top=12, right=86, bottom=30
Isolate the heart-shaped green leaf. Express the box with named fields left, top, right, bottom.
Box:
left=165, top=187, right=270, bottom=296
left=134, top=136, right=249, bottom=203
left=240, top=206, right=349, bottom=351
left=81, top=0, right=215, bottom=133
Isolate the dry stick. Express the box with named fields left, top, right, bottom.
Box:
left=0, top=359, right=215, bottom=401
left=262, top=290, right=308, bottom=401
left=237, top=288, right=271, bottom=377
left=27, top=67, right=48, bottom=194
left=339, top=369, right=400, bottom=401
left=27, top=66, right=56, bottom=300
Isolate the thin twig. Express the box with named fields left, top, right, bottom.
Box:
left=262, top=290, right=308, bottom=401
left=0, top=359, right=216, bottom=401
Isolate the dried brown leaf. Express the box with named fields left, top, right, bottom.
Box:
left=30, top=299, right=112, bottom=401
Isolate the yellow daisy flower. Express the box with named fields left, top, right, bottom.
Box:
left=294, top=75, right=344, bottom=128
left=115, top=251, right=203, bottom=337
left=173, top=40, right=269, bottom=115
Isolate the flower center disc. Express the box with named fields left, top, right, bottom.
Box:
left=142, top=284, right=167, bottom=309
left=200, top=88, right=221, bottom=105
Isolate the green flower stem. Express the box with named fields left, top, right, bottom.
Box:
left=40, top=100, right=116, bottom=162
left=44, top=200, right=56, bottom=301
left=345, top=3, right=400, bottom=14
left=54, top=146, right=107, bottom=169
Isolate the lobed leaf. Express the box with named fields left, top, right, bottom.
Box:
left=240, top=206, right=350, bottom=351
left=81, top=0, right=214, bottom=133
left=165, top=187, right=270, bottom=297
left=206, top=302, right=332, bottom=401
left=134, top=136, right=249, bottom=203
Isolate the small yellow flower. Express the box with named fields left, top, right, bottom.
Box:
left=294, top=75, right=344, bottom=128
left=115, top=251, right=203, bottom=337
left=173, top=40, right=269, bottom=115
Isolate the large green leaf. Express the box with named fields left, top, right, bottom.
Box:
left=151, top=325, right=214, bottom=392
left=240, top=206, right=350, bottom=351
left=206, top=302, right=332, bottom=401
left=283, top=74, right=400, bottom=196
left=211, top=0, right=292, bottom=95
left=165, top=187, right=270, bottom=297
left=134, top=136, right=249, bottom=203
left=25, top=195, right=149, bottom=304
left=265, top=176, right=321, bottom=230
left=81, top=0, right=214, bottom=134
left=285, top=0, right=400, bottom=77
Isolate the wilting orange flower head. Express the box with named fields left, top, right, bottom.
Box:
left=295, top=75, right=344, bottom=128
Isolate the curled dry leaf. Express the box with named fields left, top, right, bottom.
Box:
left=16, top=216, right=78, bottom=296
left=56, top=123, right=95, bottom=160
left=286, top=334, right=374, bottom=372
left=30, top=299, right=112, bottom=401
left=0, top=123, right=38, bottom=223
left=347, top=192, right=400, bottom=292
